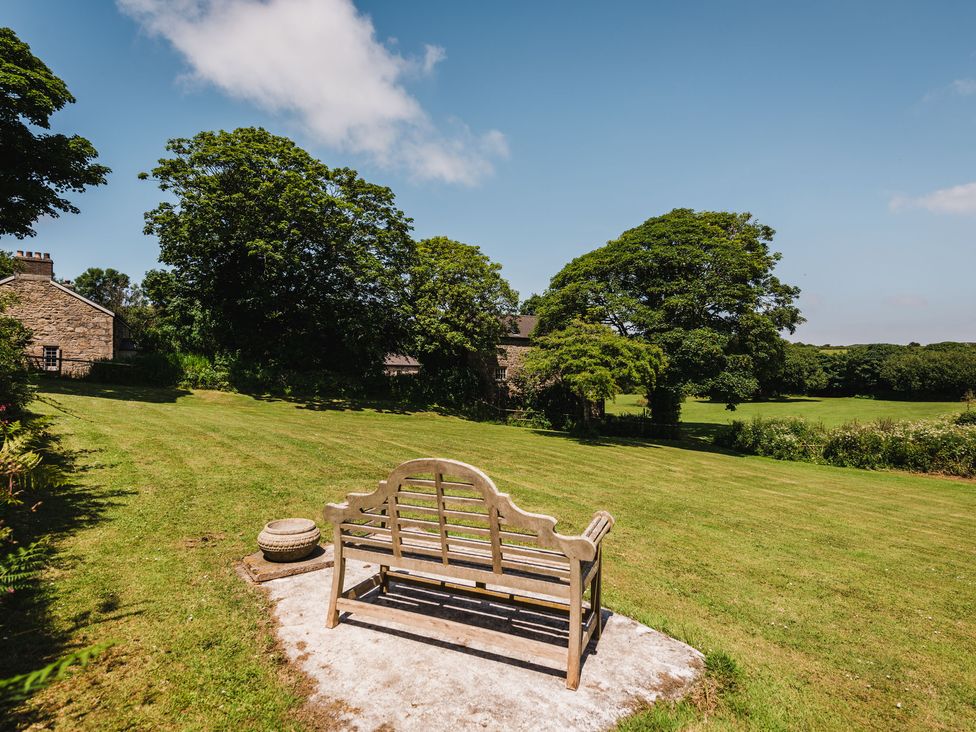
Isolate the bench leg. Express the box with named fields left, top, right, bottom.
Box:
left=326, top=537, right=345, bottom=629
left=591, top=548, right=603, bottom=641
left=379, top=564, right=389, bottom=591
left=566, top=562, right=582, bottom=690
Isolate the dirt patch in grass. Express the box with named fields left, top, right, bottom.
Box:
left=180, top=532, right=226, bottom=548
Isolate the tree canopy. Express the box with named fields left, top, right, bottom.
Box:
left=140, top=127, right=416, bottom=375
left=72, top=267, right=134, bottom=314
left=536, top=209, right=802, bottom=421
left=522, top=320, right=666, bottom=421
left=0, top=27, right=109, bottom=238
left=407, top=236, right=518, bottom=368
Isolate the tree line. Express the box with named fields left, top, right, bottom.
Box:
left=778, top=342, right=976, bottom=400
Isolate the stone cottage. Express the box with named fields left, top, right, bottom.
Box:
left=495, top=314, right=537, bottom=385
left=0, top=251, right=119, bottom=375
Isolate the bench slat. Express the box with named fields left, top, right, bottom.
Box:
left=396, top=490, right=486, bottom=509
left=346, top=526, right=570, bottom=571
left=341, top=545, right=573, bottom=598
left=335, top=595, right=567, bottom=665
left=342, top=532, right=572, bottom=580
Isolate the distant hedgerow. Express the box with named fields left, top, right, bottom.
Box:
left=718, top=415, right=976, bottom=477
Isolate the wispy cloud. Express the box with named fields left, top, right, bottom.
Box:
left=950, top=78, right=976, bottom=96
left=889, top=182, right=976, bottom=215
left=884, top=294, right=929, bottom=309
left=118, top=0, right=506, bottom=185
left=921, top=78, right=976, bottom=103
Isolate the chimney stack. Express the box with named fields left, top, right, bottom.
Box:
left=13, top=251, right=53, bottom=279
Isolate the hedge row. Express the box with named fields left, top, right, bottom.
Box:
left=718, top=414, right=976, bottom=477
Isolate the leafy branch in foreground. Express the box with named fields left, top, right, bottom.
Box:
left=0, top=541, right=46, bottom=593
left=0, top=643, right=114, bottom=702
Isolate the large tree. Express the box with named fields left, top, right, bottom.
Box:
left=0, top=28, right=109, bottom=238
left=537, top=209, right=802, bottom=422
left=140, top=128, right=415, bottom=374
left=407, top=236, right=518, bottom=369
left=72, top=267, right=133, bottom=314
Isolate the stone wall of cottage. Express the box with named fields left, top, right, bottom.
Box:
left=1, top=278, right=114, bottom=375
left=498, top=343, right=531, bottom=385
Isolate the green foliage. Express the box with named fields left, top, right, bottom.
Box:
left=519, top=293, right=544, bottom=315
left=522, top=321, right=666, bottom=419
left=956, top=411, right=976, bottom=426
left=720, top=415, right=976, bottom=477
left=0, top=293, right=32, bottom=416
left=0, top=27, right=109, bottom=238
left=705, top=366, right=759, bottom=410
left=176, top=353, right=232, bottom=391
left=597, top=412, right=682, bottom=439
left=504, top=408, right=552, bottom=430
left=0, top=643, right=113, bottom=703
left=140, top=127, right=415, bottom=374
left=776, top=342, right=829, bottom=395
left=536, top=209, right=801, bottom=421
left=719, top=416, right=828, bottom=461
left=880, top=345, right=976, bottom=397
left=70, top=268, right=134, bottom=314
left=0, top=541, right=46, bottom=592
left=86, top=352, right=182, bottom=387
left=808, top=342, right=976, bottom=399
left=408, top=236, right=518, bottom=367
left=384, top=363, right=484, bottom=408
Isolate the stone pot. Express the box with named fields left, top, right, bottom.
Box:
left=257, top=518, right=321, bottom=562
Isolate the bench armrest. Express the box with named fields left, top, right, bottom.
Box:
left=583, top=510, right=614, bottom=548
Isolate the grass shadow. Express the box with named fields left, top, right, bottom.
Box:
left=0, top=430, right=137, bottom=726
left=704, top=396, right=823, bottom=405
left=249, top=392, right=420, bottom=415
left=245, top=390, right=487, bottom=419
left=528, top=426, right=745, bottom=457
left=36, top=378, right=191, bottom=404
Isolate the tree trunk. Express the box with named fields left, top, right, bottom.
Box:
left=648, top=384, right=683, bottom=426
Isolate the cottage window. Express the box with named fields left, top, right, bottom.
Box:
left=495, top=367, right=508, bottom=381
left=42, top=346, right=60, bottom=371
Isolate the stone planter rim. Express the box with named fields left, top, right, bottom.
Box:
left=264, top=518, right=317, bottom=535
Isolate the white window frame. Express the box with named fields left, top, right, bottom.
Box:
left=42, top=345, right=60, bottom=372
left=495, top=366, right=508, bottom=381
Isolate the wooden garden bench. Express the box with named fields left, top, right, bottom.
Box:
left=323, top=458, right=614, bottom=690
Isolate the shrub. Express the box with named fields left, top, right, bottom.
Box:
left=176, top=353, right=232, bottom=390
left=718, top=415, right=976, bottom=477
left=599, top=412, right=682, bottom=440
left=0, top=305, right=33, bottom=418
left=718, top=417, right=827, bottom=461
left=86, top=352, right=182, bottom=386
left=505, top=408, right=552, bottom=430
left=956, top=411, right=976, bottom=426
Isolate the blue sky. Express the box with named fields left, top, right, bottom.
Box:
left=4, top=0, right=976, bottom=344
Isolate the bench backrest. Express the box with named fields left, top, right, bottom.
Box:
left=324, top=458, right=601, bottom=579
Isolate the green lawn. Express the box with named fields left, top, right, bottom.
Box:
left=607, top=393, right=968, bottom=427
left=9, top=382, right=976, bottom=730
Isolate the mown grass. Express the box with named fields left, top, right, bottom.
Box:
left=606, top=393, right=968, bottom=428
left=9, top=381, right=976, bottom=730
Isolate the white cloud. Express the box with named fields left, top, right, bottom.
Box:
left=421, top=44, right=446, bottom=75
left=889, top=182, right=976, bottom=215
left=950, top=79, right=976, bottom=96
left=118, top=0, right=505, bottom=184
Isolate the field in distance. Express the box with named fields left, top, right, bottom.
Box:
left=606, top=393, right=968, bottom=427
